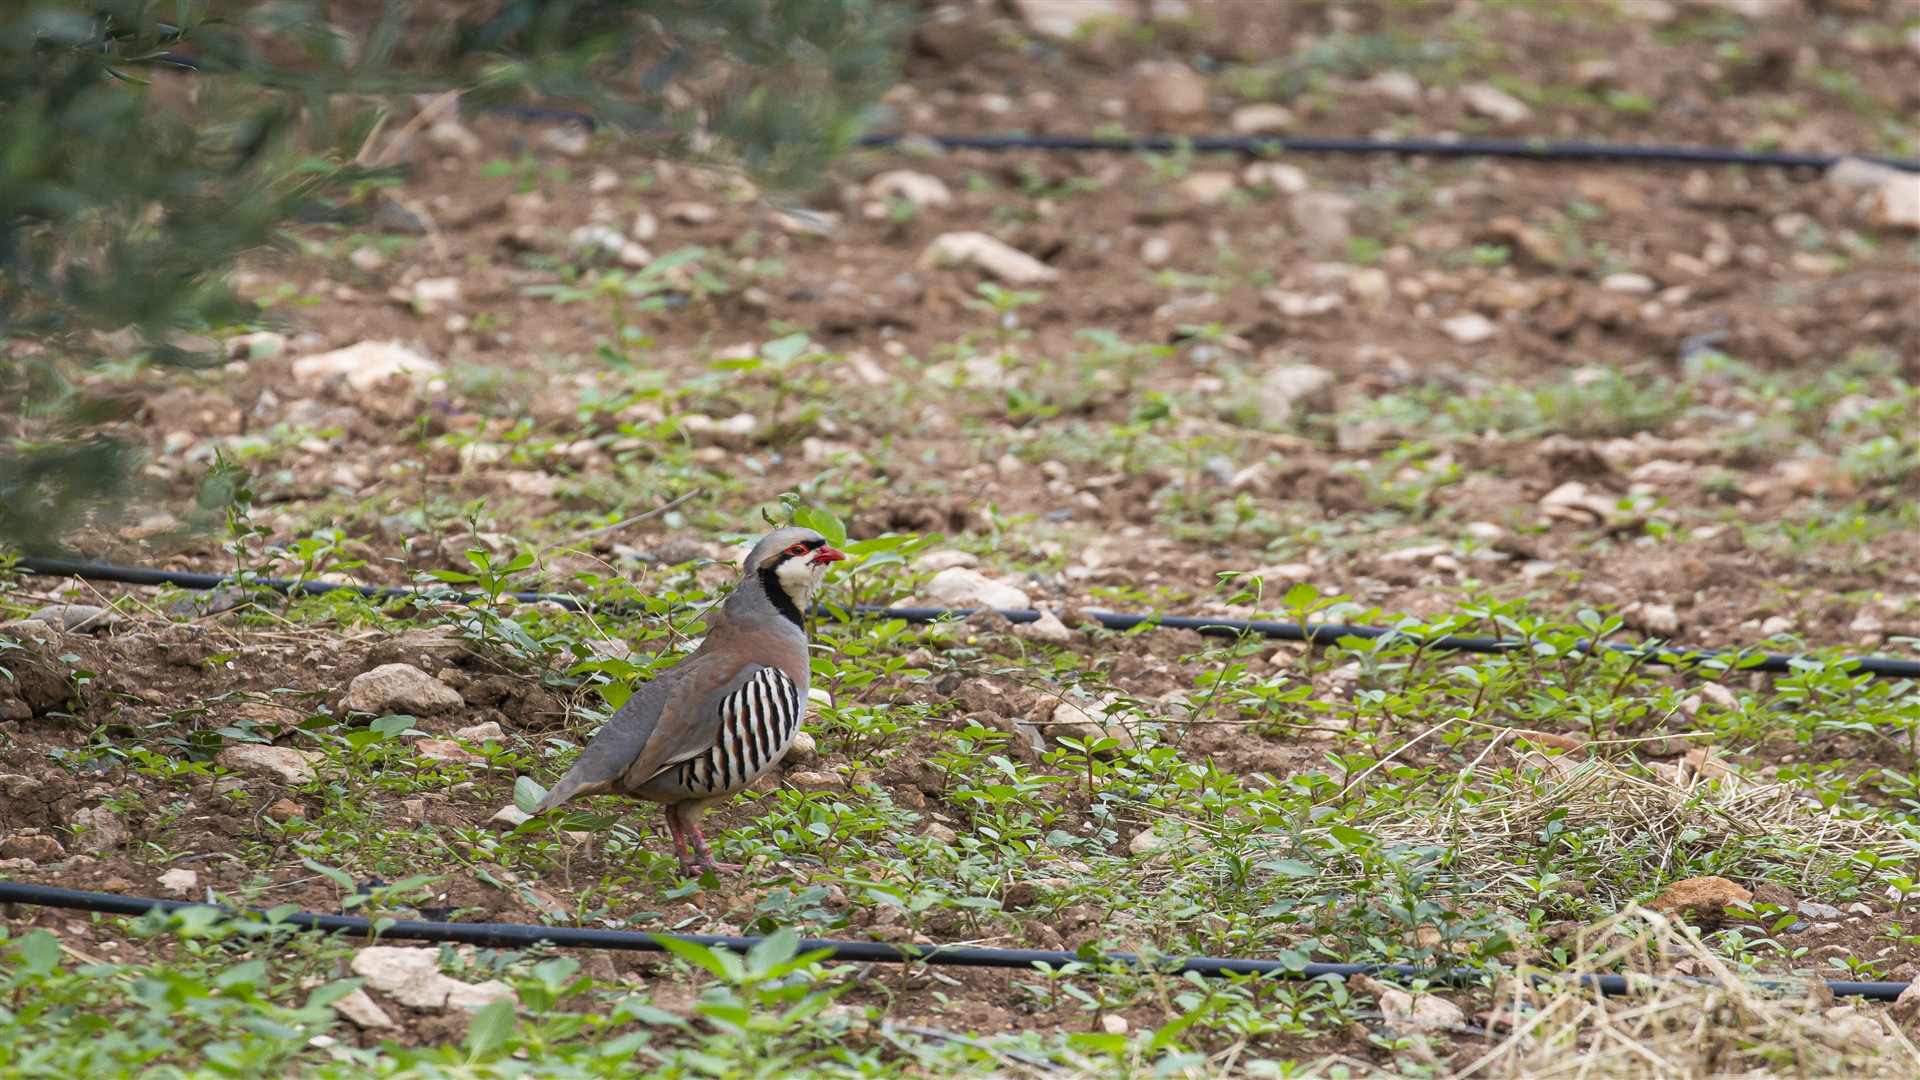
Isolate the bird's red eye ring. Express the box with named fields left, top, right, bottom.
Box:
left=787, top=543, right=808, bottom=556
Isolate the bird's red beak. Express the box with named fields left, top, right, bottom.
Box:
left=811, top=546, right=847, bottom=564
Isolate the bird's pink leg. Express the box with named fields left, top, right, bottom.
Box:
left=661, top=803, right=697, bottom=876
left=682, top=809, right=742, bottom=876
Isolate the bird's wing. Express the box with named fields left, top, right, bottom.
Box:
left=529, top=670, right=679, bottom=813
left=528, top=649, right=740, bottom=811
left=620, top=659, right=792, bottom=786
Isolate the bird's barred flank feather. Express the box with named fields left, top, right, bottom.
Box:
left=671, top=666, right=804, bottom=796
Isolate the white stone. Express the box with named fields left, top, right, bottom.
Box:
left=1374, top=985, right=1416, bottom=1019
left=1538, top=481, right=1623, bottom=525
left=667, top=201, right=717, bottom=224
left=1264, top=290, right=1344, bottom=317
left=1176, top=171, right=1237, bottom=204
left=923, top=567, right=1030, bottom=611
left=1567, top=59, right=1618, bottom=89
left=455, top=721, right=504, bottom=742
left=921, top=232, right=1059, bottom=285
left=292, top=341, right=443, bottom=393
left=425, top=120, right=481, bottom=156
left=1872, top=172, right=1920, bottom=231
left=489, top=805, right=531, bottom=828
left=69, top=807, right=128, bottom=853
left=1850, top=607, right=1887, bottom=635
left=1412, top=994, right=1466, bottom=1027
left=1827, top=157, right=1902, bottom=192
left=542, top=126, right=588, bottom=156
left=630, top=209, right=659, bottom=241
left=1760, top=615, right=1796, bottom=637
left=841, top=350, right=892, bottom=388
left=1601, top=272, right=1657, bottom=295
left=1348, top=267, right=1390, bottom=308
left=1289, top=191, right=1354, bottom=250
left=782, top=730, right=818, bottom=765
left=866, top=170, right=952, bottom=208
left=1382, top=542, right=1450, bottom=565
left=1011, top=0, right=1132, bottom=37
left=216, top=744, right=323, bottom=785
left=227, top=331, right=287, bottom=361
left=1129, top=828, right=1169, bottom=855
left=1440, top=312, right=1498, bottom=344
left=921, top=823, right=959, bottom=845
left=1140, top=236, right=1174, bottom=266
left=1230, top=103, right=1294, bottom=135
left=445, top=980, right=516, bottom=1009
left=1013, top=610, right=1072, bottom=644
left=1131, top=61, right=1211, bottom=123
left=415, top=739, right=481, bottom=764
left=158, top=867, right=198, bottom=895
left=1632, top=603, right=1680, bottom=637
left=351, top=946, right=514, bottom=1011
left=1460, top=84, right=1532, bottom=124
left=1256, top=363, right=1333, bottom=427
left=912, top=550, right=981, bottom=573
left=618, top=242, right=654, bottom=267
left=409, top=277, right=460, bottom=312
left=331, top=987, right=397, bottom=1029
left=342, top=664, right=464, bottom=716
left=1364, top=72, right=1423, bottom=105
left=1243, top=161, right=1310, bottom=194
left=1101, top=1014, right=1129, bottom=1035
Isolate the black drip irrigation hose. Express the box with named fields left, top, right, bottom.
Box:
left=0, top=882, right=1904, bottom=1001
left=860, top=132, right=1920, bottom=172
left=17, top=556, right=1920, bottom=679
left=147, top=43, right=1920, bottom=172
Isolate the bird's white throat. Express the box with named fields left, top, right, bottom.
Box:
left=774, top=556, right=825, bottom=610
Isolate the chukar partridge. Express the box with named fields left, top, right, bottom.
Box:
left=531, top=527, right=844, bottom=875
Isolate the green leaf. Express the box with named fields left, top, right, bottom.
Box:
left=760, top=332, right=812, bottom=364
left=304, top=978, right=365, bottom=1009
left=1282, top=582, right=1321, bottom=610
left=214, top=959, right=267, bottom=991
left=515, top=775, right=549, bottom=814
left=1328, top=825, right=1376, bottom=849
left=791, top=506, right=847, bottom=547
left=300, top=858, right=358, bottom=890
left=369, top=714, right=420, bottom=739
left=17, top=929, right=60, bottom=975
left=463, top=998, right=517, bottom=1062
left=1258, top=859, right=1319, bottom=878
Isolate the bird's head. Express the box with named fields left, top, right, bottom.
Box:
left=744, top=526, right=845, bottom=626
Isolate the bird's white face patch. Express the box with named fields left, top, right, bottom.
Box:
left=774, top=553, right=824, bottom=609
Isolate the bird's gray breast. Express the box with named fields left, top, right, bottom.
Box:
left=649, top=665, right=805, bottom=799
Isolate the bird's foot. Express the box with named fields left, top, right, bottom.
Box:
left=677, top=859, right=742, bottom=879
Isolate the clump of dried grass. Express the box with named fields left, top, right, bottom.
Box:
left=1365, top=752, right=1915, bottom=895
left=1465, top=906, right=1920, bottom=1078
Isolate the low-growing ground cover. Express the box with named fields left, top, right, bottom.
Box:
left=4, top=1, right=1920, bottom=1074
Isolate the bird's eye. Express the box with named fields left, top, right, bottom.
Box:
left=787, top=544, right=808, bottom=556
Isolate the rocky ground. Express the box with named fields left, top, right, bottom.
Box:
left=5, top=1, right=1920, bottom=1075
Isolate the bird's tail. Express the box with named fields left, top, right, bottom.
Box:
left=530, top=768, right=612, bottom=815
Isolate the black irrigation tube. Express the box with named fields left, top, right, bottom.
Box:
left=13, top=556, right=591, bottom=614
left=860, top=132, right=1920, bottom=172
left=149, top=42, right=1920, bottom=172
left=0, top=882, right=1905, bottom=1001
left=18, top=556, right=1920, bottom=679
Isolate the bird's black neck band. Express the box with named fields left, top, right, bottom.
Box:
left=759, top=565, right=805, bottom=628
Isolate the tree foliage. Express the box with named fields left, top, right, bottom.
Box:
left=0, top=0, right=905, bottom=553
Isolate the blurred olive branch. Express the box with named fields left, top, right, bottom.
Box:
left=0, top=0, right=906, bottom=553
